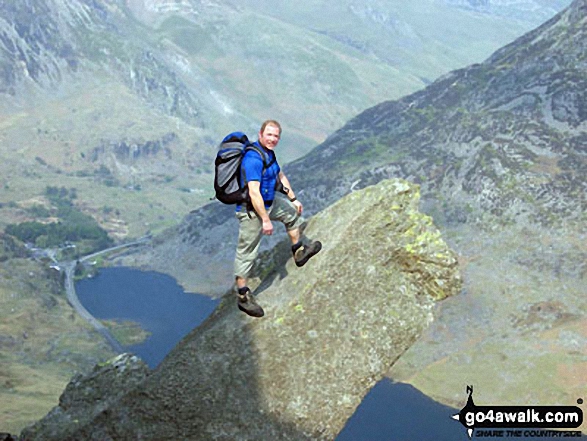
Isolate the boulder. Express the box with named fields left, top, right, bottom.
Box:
left=21, top=354, right=149, bottom=440
left=24, top=179, right=461, bottom=440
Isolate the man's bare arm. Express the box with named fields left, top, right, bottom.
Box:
left=247, top=181, right=273, bottom=235
left=279, top=171, right=303, bottom=214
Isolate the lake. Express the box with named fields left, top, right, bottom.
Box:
left=76, top=267, right=570, bottom=441
left=76, top=267, right=220, bottom=368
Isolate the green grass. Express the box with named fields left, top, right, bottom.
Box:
left=0, top=358, right=73, bottom=435
left=0, top=74, right=214, bottom=239
left=0, top=253, right=115, bottom=433
left=101, top=319, right=151, bottom=346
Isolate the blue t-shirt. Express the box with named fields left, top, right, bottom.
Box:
left=236, top=142, right=280, bottom=212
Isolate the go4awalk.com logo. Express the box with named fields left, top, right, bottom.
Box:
left=452, top=386, right=584, bottom=439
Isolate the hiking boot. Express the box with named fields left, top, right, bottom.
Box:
left=237, top=287, right=264, bottom=318
left=293, top=240, right=322, bottom=267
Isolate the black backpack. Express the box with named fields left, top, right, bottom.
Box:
left=213, top=132, right=274, bottom=205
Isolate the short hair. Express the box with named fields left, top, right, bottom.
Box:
left=260, top=120, right=282, bottom=136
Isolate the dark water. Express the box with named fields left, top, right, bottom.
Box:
left=76, top=267, right=579, bottom=441
left=338, top=379, right=464, bottom=441
left=76, top=267, right=219, bottom=368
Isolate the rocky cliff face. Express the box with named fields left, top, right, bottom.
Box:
left=0, top=0, right=206, bottom=122
left=22, top=179, right=462, bottom=440
left=0, top=0, right=95, bottom=93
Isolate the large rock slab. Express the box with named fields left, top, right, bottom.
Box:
left=23, top=179, right=461, bottom=440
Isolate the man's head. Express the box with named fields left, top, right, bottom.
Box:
left=259, top=120, right=281, bottom=150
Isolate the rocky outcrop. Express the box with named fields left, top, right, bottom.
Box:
left=89, top=133, right=176, bottom=164
left=22, top=179, right=461, bottom=440
left=0, top=233, right=27, bottom=261
left=21, top=354, right=149, bottom=440
left=86, top=133, right=182, bottom=182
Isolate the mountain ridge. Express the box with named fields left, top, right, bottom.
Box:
left=287, top=0, right=586, bottom=223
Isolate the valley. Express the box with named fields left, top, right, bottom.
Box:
left=0, top=0, right=582, bottom=437
left=0, top=0, right=570, bottom=238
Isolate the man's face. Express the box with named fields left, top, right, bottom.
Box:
left=259, top=124, right=281, bottom=150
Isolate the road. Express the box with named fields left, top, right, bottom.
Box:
left=60, top=237, right=150, bottom=353
left=63, top=261, right=124, bottom=353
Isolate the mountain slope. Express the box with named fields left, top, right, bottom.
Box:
left=284, top=0, right=587, bottom=416
left=126, top=0, right=574, bottom=155
left=121, top=0, right=584, bottom=292
left=0, top=0, right=223, bottom=237
left=0, top=0, right=572, bottom=238
left=125, top=0, right=586, bottom=420
left=440, top=0, right=572, bottom=22
left=0, top=233, right=116, bottom=435
left=288, top=0, right=586, bottom=225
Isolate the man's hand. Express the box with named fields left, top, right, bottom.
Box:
left=279, top=172, right=302, bottom=215
left=262, top=219, right=274, bottom=235
left=292, top=200, right=303, bottom=215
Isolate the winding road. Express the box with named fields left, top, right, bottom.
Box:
left=60, top=237, right=150, bottom=353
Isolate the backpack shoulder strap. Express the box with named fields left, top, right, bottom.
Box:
left=244, top=144, right=276, bottom=172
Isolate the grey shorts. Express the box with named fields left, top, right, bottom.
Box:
left=234, top=195, right=304, bottom=279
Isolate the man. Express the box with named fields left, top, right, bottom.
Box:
left=235, top=120, right=321, bottom=317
